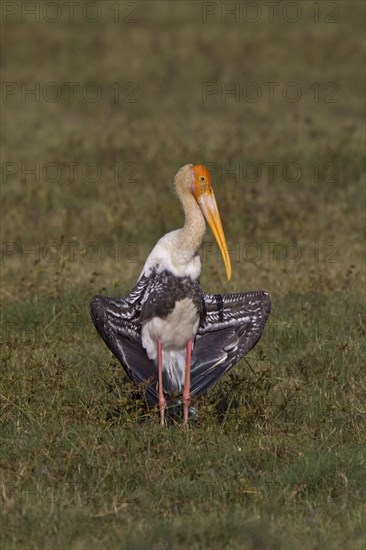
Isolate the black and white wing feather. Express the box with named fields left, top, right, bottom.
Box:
left=190, top=290, right=271, bottom=396
left=90, top=275, right=159, bottom=405
left=90, top=279, right=271, bottom=406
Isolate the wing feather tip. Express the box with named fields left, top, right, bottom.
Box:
left=262, top=290, right=272, bottom=316
left=90, top=295, right=108, bottom=330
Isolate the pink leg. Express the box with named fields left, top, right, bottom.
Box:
left=183, top=340, right=193, bottom=425
left=157, top=339, right=166, bottom=425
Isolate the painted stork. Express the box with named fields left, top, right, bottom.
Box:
left=90, top=164, right=271, bottom=424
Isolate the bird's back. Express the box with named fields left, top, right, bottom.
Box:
left=140, top=270, right=204, bottom=362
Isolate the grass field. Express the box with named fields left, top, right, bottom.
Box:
left=1, top=1, right=365, bottom=548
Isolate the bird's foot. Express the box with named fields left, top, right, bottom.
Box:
left=183, top=394, right=190, bottom=425
left=164, top=401, right=198, bottom=423
left=158, top=395, right=166, bottom=426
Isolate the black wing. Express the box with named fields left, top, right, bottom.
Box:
left=90, top=275, right=159, bottom=406
left=190, top=290, right=271, bottom=396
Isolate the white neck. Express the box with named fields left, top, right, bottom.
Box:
left=140, top=190, right=206, bottom=281
left=175, top=191, right=206, bottom=261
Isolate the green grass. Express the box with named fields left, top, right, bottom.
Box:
left=1, top=1, right=365, bottom=548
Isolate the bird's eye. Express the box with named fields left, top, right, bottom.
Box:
left=199, top=176, right=205, bottom=182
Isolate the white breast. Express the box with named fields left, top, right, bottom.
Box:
left=140, top=231, right=202, bottom=281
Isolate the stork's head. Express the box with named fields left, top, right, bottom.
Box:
left=174, top=164, right=232, bottom=281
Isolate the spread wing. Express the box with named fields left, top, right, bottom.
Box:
left=90, top=279, right=271, bottom=406
left=90, top=275, right=159, bottom=406
left=190, top=291, right=271, bottom=396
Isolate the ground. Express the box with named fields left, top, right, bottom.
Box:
left=1, top=1, right=365, bottom=548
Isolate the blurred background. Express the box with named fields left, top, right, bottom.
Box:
left=2, top=0, right=364, bottom=296
left=1, top=1, right=365, bottom=548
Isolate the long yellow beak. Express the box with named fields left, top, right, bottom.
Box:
left=192, top=165, right=231, bottom=281
left=196, top=192, right=232, bottom=281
